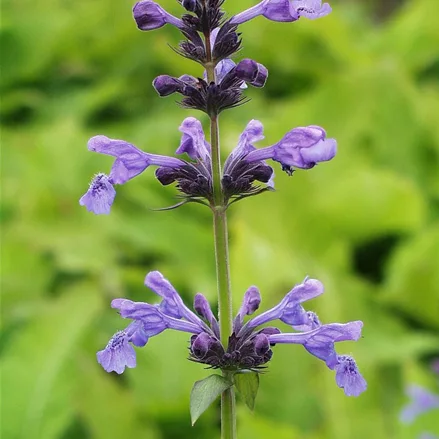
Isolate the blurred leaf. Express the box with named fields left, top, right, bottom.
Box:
left=1, top=283, right=101, bottom=439
left=234, top=372, right=259, bottom=411
left=190, top=374, right=232, bottom=425
left=382, top=226, right=439, bottom=328
left=76, top=358, right=159, bottom=439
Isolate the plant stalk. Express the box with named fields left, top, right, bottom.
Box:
left=204, top=29, right=237, bottom=439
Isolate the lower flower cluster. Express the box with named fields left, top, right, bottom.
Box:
left=97, top=271, right=367, bottom=397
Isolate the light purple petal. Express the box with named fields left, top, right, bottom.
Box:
left=79, top=173, right=116, bottom=215
left=300, top=138, right=337, bottom=163
left=126, top=321, right=149, bottom=347
left=264, top=0, right=298, bottom=22
left=96, top=330, right=137, bottom=374
left=88, top=136, right=151, bottom=184
left=278, top=278, right=324, bottom=326
left=144, top=271, right=207, bottom=330
left=292, top=0, right=332, bottom=19
left=224, top=120, right=265, bottom=173
left=111, top=298, right=167, bottom=335
left=176, top=117, right=211, bottom=161
left=334, top=355, right=367, bottom=396
left=292, top=311, right=321, bottom=331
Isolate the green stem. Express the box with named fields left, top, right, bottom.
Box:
left=211, top=118, right=236, bottom=439
left=204, top=29, right=236, bottom=439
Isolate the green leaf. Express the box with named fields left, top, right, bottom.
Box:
left=190, top=374, right=232, bottom=425
left=234, top=372, right=259, bottom=411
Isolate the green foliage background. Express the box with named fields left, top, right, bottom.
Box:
left=1, top=0, right=439, bottom=438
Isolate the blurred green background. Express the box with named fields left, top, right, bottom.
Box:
left=2, top=0, right=439, bottom=438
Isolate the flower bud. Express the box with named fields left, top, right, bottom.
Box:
left=191, top=332, right=212, bottom=359
left=133, top=1, right=183, bottom=31
left=235, top=59, right=268, bottom=87
left=182, top=0, right=197, bottom=12
left=152, top=75, right=184, bottom=97
left=254, top=333, right=270, bottom=356
left=242, top=286, right=261, bottom=316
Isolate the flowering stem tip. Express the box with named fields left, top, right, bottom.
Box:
left=81, top=0, right=366, bottom=438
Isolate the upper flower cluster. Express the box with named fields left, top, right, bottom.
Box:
left=131, top=0, right=331, bottom=115
left=80, top=117, right=336, bottom=214
left=98, top=270, right=366, bottom=397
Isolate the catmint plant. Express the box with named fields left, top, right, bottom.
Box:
left=80, top=0, right=366, bottom=437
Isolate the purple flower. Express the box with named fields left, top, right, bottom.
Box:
left=245, top=124, right=337, bottom=174
left=400, top=385, right=439, bottom=423
left=97, top=271, right=216, bottom=374
left=269, top=321, right=362, bottom=365
left=240, top=277, right=324, bottom=333
left=79, top=123, right=215, bottom=214
left=230, top=0, right=331, bottom=25
left=133, top=0, right=183, bottom=31
left=268, top=321, right=366, bottom=397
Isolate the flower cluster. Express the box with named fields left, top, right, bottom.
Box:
left=98, top=271, right=367, bottom=397
left=80, top=118, right=336, bottom=214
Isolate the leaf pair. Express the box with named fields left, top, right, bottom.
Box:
left=190, top=372, right=259, bottom=425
